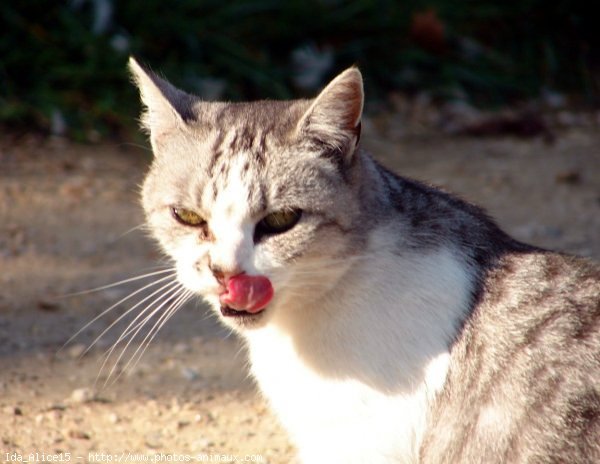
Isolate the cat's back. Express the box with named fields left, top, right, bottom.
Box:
left=422, top=250, right=600, bottom=463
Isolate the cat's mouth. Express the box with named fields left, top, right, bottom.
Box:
left=218, top=273, right=274, bottom=317
left=220, top=304, right=266, bottom=318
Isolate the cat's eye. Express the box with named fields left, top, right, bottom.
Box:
left=172, top=207, right=205, bottom=227
left=255, top=209, right=302, bottom=240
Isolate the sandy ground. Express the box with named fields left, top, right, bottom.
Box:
left=0, top=124, right=599, bottom=463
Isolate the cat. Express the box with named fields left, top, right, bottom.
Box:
left=128, top=57, right=600, bottom=463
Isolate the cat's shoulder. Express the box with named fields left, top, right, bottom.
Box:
left=482, top=249, right=600, bottom=308
left=455, top=248, right=599, bottom=380
left=422, top=250, right=599, bottom=462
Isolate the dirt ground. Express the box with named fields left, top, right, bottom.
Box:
left=0, top=122, right=599, bottom=463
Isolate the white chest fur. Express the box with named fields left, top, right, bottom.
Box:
left=248, top=328, right=451, bottom=463
left=244, top=245, right=472, bottom=463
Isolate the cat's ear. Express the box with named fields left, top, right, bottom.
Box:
left=128, top=57, right=197, bottom=148
left=297, top=67, right=364, bottom=158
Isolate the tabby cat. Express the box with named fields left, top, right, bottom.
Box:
left=129, top=57, right=600, bottom=463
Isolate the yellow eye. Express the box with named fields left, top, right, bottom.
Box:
left=172, top=207, right=205, bottom=226
left=257, top=209, right=302, bottom=236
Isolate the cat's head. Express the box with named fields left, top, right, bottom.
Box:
left=130, top=57, right=366, bottom=330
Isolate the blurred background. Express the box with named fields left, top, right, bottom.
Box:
left=1, top=1, right=599, bottom=457
left=1, top=0, right=599, bottom=141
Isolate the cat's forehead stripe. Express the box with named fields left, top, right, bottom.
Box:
left=206, top=152, right=267, bottom=218
left=208, top=125, right=269, bottom=177
left=207, top=129, right=225, bottom=177
left=229, top=125, right=254, bottom=152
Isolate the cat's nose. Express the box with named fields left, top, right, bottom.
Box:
left=208, top=259, right=241, bottom=285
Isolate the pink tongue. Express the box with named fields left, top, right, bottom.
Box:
left=220, top=274, right=273, bottom=314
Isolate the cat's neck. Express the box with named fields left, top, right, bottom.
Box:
left=244, top=234, right=474, bottom=462
left=246, top=227, right=474, bottom=394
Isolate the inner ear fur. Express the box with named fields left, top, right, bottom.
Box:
left=297, top=67, right=364, bottom=153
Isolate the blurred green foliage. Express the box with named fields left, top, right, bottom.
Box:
left=1, top=0, right=597, bottom=140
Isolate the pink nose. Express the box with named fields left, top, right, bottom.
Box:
left=219, top=274, right=274, bottom=313
left=209, top=260, right=241, bottom=286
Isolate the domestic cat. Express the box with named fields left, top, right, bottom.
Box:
left=129, top=57, right=600, bottom=463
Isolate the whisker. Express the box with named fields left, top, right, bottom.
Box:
left=114, top=223, right=148, bottom=240
left=100, top=283, right=186, bottom=386
left=292, top=256, right=368, bottom=269
left=118, top=141, right=153, bottom=153
left=235, top=341, right=248, bottom=362
left=283, top=277, right=335, bottom=286
left=99, top=281, right=183, bottom=364
left=109, top=281, right=184, bottom=344
left=62, top=268, right=176, bottom=297
left=199, top=305, right=219, bottom=325
left=122, top=289, right=192, bottom=376
left=82, top=278, right=181, bottom=358
left=62, top=272, right=176, bottom=350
